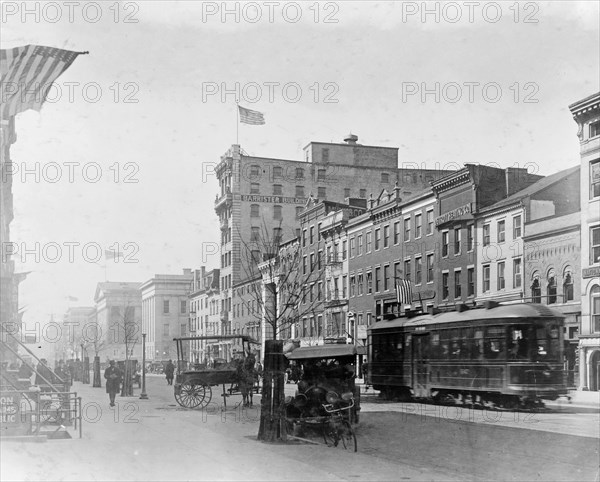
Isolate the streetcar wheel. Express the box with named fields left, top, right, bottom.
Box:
left=339, top=420, right=357, bottom=452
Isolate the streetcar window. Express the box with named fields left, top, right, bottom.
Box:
left=439, top=330, right=450, bottom=359
left=533, top=323, right=561, bottom=361
left=450, top=329, right=462, bottom=359
left=472, top=329, right=484, bottom=359
left=509, top=325, right=531, bottom=359
left=484, top=326, right=506, bottom=359
left=431, top=333, right=440, bottom=359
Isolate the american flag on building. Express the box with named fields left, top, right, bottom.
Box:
left=0, top=45, right=86, bottom=119
left=238, top=105, right=265, bottom=125
left=395, top=279, right=413, bottom=306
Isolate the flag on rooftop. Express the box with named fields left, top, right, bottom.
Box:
left=238, top=105, right=265, bottom=125
left=395, top=279, right=413, bottom=306
left=0, top=45, right=87, bottom=119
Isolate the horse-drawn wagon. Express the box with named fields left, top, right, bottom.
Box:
left=173, top=335, right=259, bottom=409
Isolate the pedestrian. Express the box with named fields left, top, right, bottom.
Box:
left=18, top=360, right=33, bottom=381
left=104, top=360, right=122, bottom=407
left=165, top=359, right=175, bottom=385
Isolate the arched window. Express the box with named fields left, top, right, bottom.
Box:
left=547, top=269, right=557, bottom=304
left=592, top=285, right=600, bottom=334
left=531, top=274, right=541, bottom=303
left=563, top=267, right=574, bottom=302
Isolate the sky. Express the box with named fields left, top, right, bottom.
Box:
left=1, top=0, right=599, bottom=328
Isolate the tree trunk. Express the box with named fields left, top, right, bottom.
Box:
left=82, top=357, right=90, bottom=384
left=120, top=360, right=134, bottom=396
left=92, top=356, right=101, bottom=387
left=257, top=340, right=287, bottom=442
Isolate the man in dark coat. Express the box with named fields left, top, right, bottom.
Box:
left=104, top=360, right=122, bottom=406
left=165, top=360, right=175, bottom=385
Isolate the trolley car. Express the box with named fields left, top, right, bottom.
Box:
left=173, top=335, right=259, bottom=409
left=367, top=301, right=568, bottom=409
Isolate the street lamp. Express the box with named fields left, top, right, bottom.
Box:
left=140, top=333, right=148, bottom=400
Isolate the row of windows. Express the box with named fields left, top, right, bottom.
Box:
left=189, top=299, right=219, bottom=316
left=295, top=312, right=348, bottom=339
left=161, top=300, right=187, bottom=314
left=482, top=258, right=523, bottom=293
left=441, top=268, right=476, bottom=300
left=247, top=184, right=374, bottom=200
left=372, top=324, right=561, bottom=362
left=233, top=299, right=261, bottom=318
left=348, top=211, right=436, bottom=257
left=250, top=204, right=285, bottom=219
left=248, top=163, right=398, bottom=187
left=482, top=215, right=522, bottom=246
left=530, top=266, right=575, bottom=304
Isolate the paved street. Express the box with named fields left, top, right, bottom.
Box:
left=2, top=377, right=598, bottom=481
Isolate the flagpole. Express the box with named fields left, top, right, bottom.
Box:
left=236, top=101, right=239, bottom=145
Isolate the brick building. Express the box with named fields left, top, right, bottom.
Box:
left=431, top=165, right=542, bottom=308
left=215, top=135, right=452, bottom=344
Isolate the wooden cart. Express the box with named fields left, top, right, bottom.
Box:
left=173, top=335, right=259, bottom=409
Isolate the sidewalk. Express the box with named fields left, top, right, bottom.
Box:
left=1, top=377, right=463, bottom=482
left=558, top=389, right=600, bottom=408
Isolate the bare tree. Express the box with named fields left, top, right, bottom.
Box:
left=108, top=301, right=140, bottom=397
left=237, top=219, right=327, bottom=344
left=236, top=220, right=327, bottom=442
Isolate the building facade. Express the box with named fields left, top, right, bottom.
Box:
left=214, top=135, right=453, bottom=343
left=188, top=267, right=221, bottom=364
left=94, top=282, right=143, bottom=362
left=431, top=165, right=542, bottom=308
left=570, top=92, right=600, bottom=391
left=60, top=307, right=96, bottom=361
left=140, top=269, right=193, bottom=362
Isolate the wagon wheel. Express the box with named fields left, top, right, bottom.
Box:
left=174, top=381, right=212, bottom=408
left=338, top=420, right=357, bottom=452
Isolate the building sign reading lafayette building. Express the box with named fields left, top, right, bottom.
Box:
left=435, top=203, right=472, bottom=226
left=583, top=266, right=600, bottom=279
left=239, top=194, right=306, bottom=204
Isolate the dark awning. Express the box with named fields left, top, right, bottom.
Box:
left=286, top=344, right=357, bottom=360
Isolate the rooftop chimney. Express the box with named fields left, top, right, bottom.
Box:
left=344, top=133, right=358, bottom=145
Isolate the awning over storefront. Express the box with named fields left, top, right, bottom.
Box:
left=286, top=344, right=357, bottom=360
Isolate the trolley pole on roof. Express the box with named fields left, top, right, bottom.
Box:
left=140, top=333, right=149, bottom=400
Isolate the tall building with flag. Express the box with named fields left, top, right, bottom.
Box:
left=214, top=135, right=453, bottom=353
